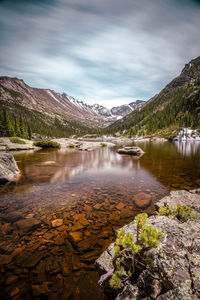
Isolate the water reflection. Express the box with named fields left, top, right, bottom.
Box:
left=174, top=141, right=200, bottom=156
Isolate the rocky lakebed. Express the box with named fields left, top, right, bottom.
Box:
left=0, top=140, right=199, bottom=299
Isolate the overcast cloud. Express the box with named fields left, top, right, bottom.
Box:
left=0, top=0, right=200, bottom=108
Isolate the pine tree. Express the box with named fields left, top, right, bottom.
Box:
left=14, top=117, right=21, bottom=137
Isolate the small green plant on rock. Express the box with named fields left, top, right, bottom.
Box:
left=68, top=143, right=75, bottom=148
left=109, top=213, right=162, bottom=289
left=159, top=203, right=197, bottom=222
left=101, top=142, right=107, bottom=147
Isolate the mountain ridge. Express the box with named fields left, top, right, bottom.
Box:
left=0, top=76, right=145, bottom=126
left=0, top=76, right=145, bottom=137
left=105, top=56, right=200, bottom=138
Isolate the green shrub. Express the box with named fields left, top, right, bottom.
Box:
left=101, top=142, right=107, bottom=147
left=10, top=137, right=26, bottom=144
left=109, top=213, right=162, bottom=289
left=68, top=143, right=75, bottom=148
left=159, top=203, right=197, bottom=222
left=33, top=140, right=60, bottom=148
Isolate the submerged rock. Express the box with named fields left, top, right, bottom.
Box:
left=0, top=153, right=20, bottom=184
left=51, top=219, right=63, bottom=228
left=95, top=190, right=200, bottom=300
left=134, top=192, right=152, bottom=208
left=117, top=146, right=144, bottom=156
left=16, top=218, right=42, bottom=233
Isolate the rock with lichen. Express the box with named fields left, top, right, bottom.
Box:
left=95, top=190, right=200, bottom=300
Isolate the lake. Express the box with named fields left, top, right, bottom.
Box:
left=0, top=141, right=200, bottom=299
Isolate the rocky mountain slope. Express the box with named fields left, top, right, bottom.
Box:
left=91, top=100, right=144, bottom=119
left=0, top=77, right=144, bottom=134
left=106, top=56, right=200, bottom=138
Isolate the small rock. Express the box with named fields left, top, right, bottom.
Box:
left=69, top=231, right=82, bottom=243
left=32, top=283, right=50, bottom=296
left=0, top=223, right=13, bottom=234
left=134, top=192, right=152, bottom=208
left=0, top=254, right=12, bottom=265
left=51, top=219, right=63, bottom=228
left=10, top=287, right=20, bottom=298
left=116, top=202, right=125, bottom=210
left=5, top=275, right=18, bottom=285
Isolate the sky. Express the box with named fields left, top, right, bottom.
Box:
left=0, top=0, right=200, bottom=108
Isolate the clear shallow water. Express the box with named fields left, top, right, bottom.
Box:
left=0, top=141, right=200, bottom=299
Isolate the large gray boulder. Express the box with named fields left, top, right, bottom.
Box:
left=117, top=146, right=144, bottom=156
left=0, top=153, right=20, bottom=184
left=95, top=190, right=200, bottom=300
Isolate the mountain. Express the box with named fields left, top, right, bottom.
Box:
left=90, top=100, right=145, bottom=119
left=111, top=100, right=145, bottom=117
left=106, top=56, right=200, bottom=138
left=0, top=76, right=144, bottom=137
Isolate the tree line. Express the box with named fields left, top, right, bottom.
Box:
left=0, top=107, right=32, bottom=139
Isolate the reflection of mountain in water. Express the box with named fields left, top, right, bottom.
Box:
left=174, top=141, right=200, bottom=156
left=1, top=141, right=199, bottom=199
left=135, top=141, right=200, bottom=190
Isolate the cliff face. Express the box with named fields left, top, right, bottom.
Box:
left=95, top=190, right=200, bottom=300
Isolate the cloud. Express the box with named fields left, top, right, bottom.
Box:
left=0, top=0, right=200, bottom=108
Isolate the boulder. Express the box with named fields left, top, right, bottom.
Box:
left=95, top=190, right=200, bottom=300
left=0, top=153, right=20, bottom=184
left=117, top=146, right=144, bottom=156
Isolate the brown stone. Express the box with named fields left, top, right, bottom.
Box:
left=45, top=256, right=60, bottom=274
left=69, top=231, right=82, bottom=243
left=80, top=250, right=99, bottom=262
left=56, top=225, right=68, bottom=232
left=0, top=223, right=13, bottom=234
left=120, top=208, right=134, bottom=218
left=10, top=287, right=20, bottom=298
left=3, top=211, right=23, bottom=222
left=94, top=203, right=102, bottom=210
left=54, top=235, right=65, bottom=246
left=15, top=250, right=45, bottom=268
left=116, top=202, right=125, bottom=210
left=32, top=283, right=50, bottom=296
left=0, top=254, right=12, bottom=265
left=43, top=232, right=54, bottom=240
left=51, top=219, right=63, bottom=227
left=134, top=192, right=152, bottom=208
left=77, top=239, right=92, bottom=252
left=84, top=205, right=92, bottom=211
left=5, top=275, right=18, bottom=285
left=73, top=213, right=86, bottom=220
left=15, top=218, right=42, bottom=233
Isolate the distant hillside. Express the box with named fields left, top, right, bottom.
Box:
left=0, top=76, right=145, bottom=138
left=106, top=56, right=200, bottom=138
